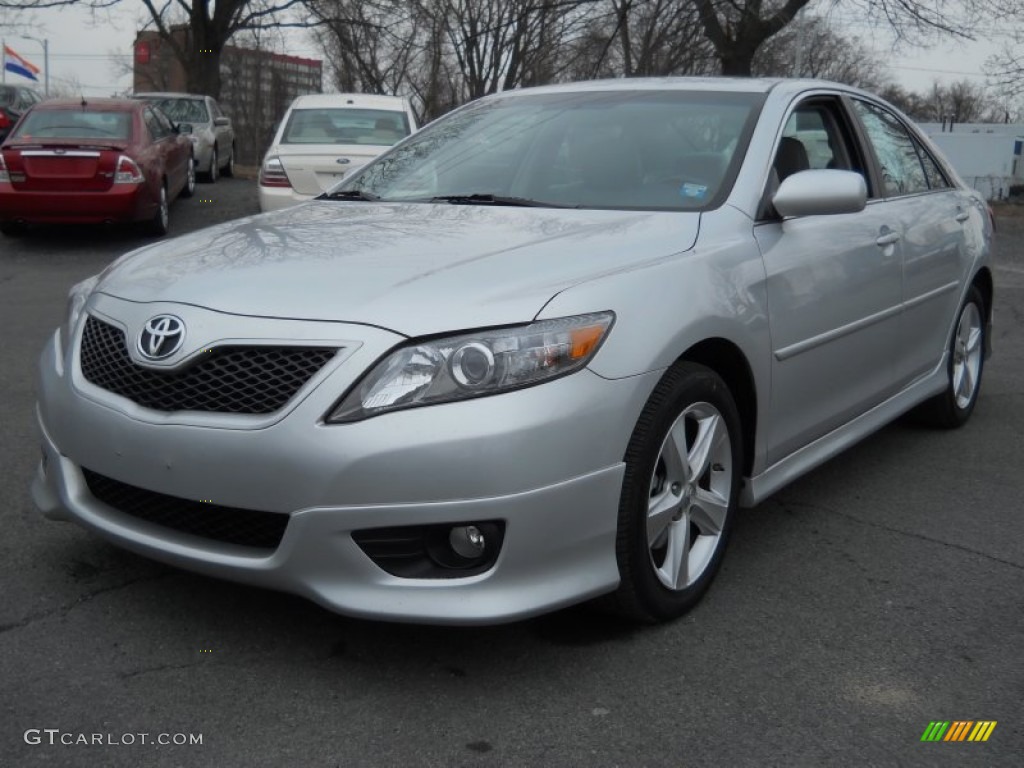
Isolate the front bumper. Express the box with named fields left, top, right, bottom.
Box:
left=34, top=310, right=659, bottom=624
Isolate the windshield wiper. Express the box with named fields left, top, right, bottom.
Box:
left=429, top=193, right=577, bottom=208
left=318, top=188, right=381, bottom=202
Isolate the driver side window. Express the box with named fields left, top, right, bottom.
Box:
left=761, top=98, right=866, bottom=219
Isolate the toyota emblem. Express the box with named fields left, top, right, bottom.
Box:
left=137, top=315, right=185, bottom=360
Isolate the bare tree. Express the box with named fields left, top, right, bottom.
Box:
left=752, top=13, right=886, bottom=89
left=694, top=0, right=997, bottom=77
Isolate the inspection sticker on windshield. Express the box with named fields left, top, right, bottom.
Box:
left=680, top=183, right=708, bottom=200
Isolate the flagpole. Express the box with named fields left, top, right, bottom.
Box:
left=24, top=35, right=48, bottom=96
left=2, top=40, right=6, bottom=84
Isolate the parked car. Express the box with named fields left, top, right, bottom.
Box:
left=0, top=84, right=42, bottom=142
left=133, top=92, right=235, bottom=182
left=258, top=93, right=417, bottom=211
left=0, top=98, right=194, bottom=236
left=33, top=78, right=992, bottom=625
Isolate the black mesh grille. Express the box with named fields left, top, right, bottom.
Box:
left=82, top=468, right=288, bottom=550
left=79, top=316, right=337, bottom=414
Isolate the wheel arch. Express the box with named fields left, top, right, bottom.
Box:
left=678, top=338, right=757, bottom=477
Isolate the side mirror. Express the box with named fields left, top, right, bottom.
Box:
left=213, top=116, right=231, bottom=127
left=177, top=123, right=193, bottom=134
left=773, top=169, right=867, bottom=217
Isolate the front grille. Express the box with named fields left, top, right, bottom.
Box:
left=82, top=468, right=288, bottom=550
left=79, top=316, right=337, bottom=414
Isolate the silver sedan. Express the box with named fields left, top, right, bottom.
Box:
left=133, top=92, right=236, bottom=182
left=33, top=78, right=993, bottom=625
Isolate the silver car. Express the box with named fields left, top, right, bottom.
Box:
left=133, top=92, right=235, bottom=181
left=34, top=78, right=993, bottom=625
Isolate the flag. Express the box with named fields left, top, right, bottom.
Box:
left=4, top=46, right=40, bottom=82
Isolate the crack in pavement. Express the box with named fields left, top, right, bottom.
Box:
left=0, top=571, right=175, bottom=636
left=119, top=660, right=208, bottom=681
left=777, top=499, right=1024, bottom=572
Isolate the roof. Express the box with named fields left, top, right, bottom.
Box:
left=481, top=76, right=873, bottom=100
left=133, top=92, right=211, bottom=101
left=30, top=98, right=143, bottom=111
left=505, top=76, right=787, bottom=96
left=289, top=93, right=409, bottom=109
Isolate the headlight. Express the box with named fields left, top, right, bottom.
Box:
left=327, top=312, right=615, bottom=423
left=60, top=276, right=98, bottom=357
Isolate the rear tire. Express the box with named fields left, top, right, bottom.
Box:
left=205, top=147, right=219, bottom=183
left=913, top=285, right=986, bottom=428
left=180, top=155, right=195, bottom=198
left=147, top=182, right=169, bottom=237
left=222, top=144, right=235, bottom=178
left=609, top=361, right=743, bottom=623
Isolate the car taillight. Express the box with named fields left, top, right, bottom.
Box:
left=0, top=153, right=9, bottom=183
left=259, top=156, right=291, bottom=188
left=0, top=110, right=9, bottom=130
left=114, top=155, right=145, bottom=184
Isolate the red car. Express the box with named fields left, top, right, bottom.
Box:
left=0, top=98, right=194, bottom=236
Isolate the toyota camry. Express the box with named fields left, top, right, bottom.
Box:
left=32, top=78, right=993, bottom=625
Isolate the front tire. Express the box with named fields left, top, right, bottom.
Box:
left=610, top=362, right=743, bottom=623
left=913, top=285, right=986, bottom=428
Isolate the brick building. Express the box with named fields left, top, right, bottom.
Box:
left=133, top=29, right=322, bottom=165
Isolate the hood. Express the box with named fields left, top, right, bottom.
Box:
left=96, top=201, right=700, bottom=337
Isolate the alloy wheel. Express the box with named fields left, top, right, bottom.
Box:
left=646, top=401, right=733, bottom=590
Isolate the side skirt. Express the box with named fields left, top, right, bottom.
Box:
left=740, top=356, right=948, bottom=508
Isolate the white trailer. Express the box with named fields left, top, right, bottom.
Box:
left=919, top=127, right=1024, bottom=200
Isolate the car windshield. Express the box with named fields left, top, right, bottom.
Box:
left=334, top=89, right=762, bottom=211
left=282, top=108, right=411, bottom=146
left=0, top=86, right=15, bottom=107
left=10, top=109, right=133, bottom=141
left=148, top=98, right=210, bottom=123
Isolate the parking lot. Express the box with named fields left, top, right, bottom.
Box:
left=1, top=181, right=1021, bottom=767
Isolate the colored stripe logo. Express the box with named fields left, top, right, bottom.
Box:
left=921, top=721, right=997, bottom=742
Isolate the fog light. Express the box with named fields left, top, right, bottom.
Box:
left=449, top=525, right=486, bottom=559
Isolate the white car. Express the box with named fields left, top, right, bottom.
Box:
left=258, top=93, right=417, bottom=212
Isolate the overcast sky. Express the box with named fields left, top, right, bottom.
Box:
left=0, top=0, right=1006, bottom=100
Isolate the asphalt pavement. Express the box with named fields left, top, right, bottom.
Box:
left=0, top=183, right=1021, bottom=767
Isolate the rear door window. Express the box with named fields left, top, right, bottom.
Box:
left=852, top=100, right=929, bottom=197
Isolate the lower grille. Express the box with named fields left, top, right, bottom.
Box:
left=82, top=468, right=288, bottom=550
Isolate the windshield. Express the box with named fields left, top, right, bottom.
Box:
left=10, top=109, right=133, bottom=141
left=281, top=107, right=411, bottom=146
left=0, top=86, right=15, bottom=107
left=147, top=98, right=210, bottom=123
left=335, top=89, right=762, bottom=211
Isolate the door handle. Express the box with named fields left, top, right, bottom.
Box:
left=955, top=211, right=970, bottom=223
left=876, top=231, right=901, bottom=247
